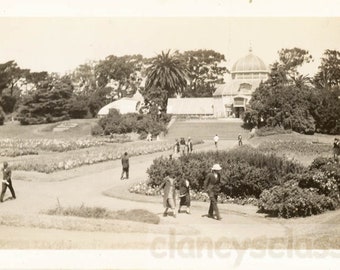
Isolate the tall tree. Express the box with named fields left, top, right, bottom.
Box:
left=18, top=74, right=74, bottom=124
left=0, top=60, right=29, bottom=96
left=314, top=49, right=340, bottom=91
left=244, top=48, right=317, bottom=134
left=267, top=48, right=313, bottom=87
left=95, top=54, right=145, bottom=98
left=179, top=49, right=228, bottom=97
left=71, top=61, right=98, bottom=96
left=145, top=50, right=188, bottom=112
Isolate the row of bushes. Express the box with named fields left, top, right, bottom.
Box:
left=147, top=146, right=302, bottom=198
left=145, top=147, right=340, bottom=218
left=92, top=109, right=170, bottom=138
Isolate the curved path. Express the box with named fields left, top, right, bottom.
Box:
left=0, top=140, right=339, bottom=250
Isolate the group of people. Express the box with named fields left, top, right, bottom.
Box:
left=158, top=163, right=222, bottom=221
left=174, top=137, right=193, bottom=156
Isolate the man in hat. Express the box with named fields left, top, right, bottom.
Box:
left=203, top=163, right=222, bottom=220
left=1, top=161, right=16, bottom=203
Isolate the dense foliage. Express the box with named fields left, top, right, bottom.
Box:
left=93, top=108, right=170, bottom=138
left=147, top=146, right=302, bottom=198
left=244, top=48, right=340, bottom=135
left=146, top=146, right=340, bottom=218
left=18, top=76, right=73, bottom=125
left=259, top=157, right=340, bottom=218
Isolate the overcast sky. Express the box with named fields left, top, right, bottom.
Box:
left=0, top=1, right=340, bottom=76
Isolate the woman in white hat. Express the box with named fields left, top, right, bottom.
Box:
left=203, top=163, right=222, bottom=220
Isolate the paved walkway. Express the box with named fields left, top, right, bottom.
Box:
left=0, top=140, right=339, bottom=249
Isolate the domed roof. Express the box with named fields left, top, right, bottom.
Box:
left=231, top=48, right=267, bottom=73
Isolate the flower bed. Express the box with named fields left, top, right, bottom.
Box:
left=258, top=138, right=331, bottom=156
left=128, top=181, right=258, bottom=205
left=0, top=148, right=38, bottom=157
left=11, top=141, right=174, bottom=173
left=0, top=136, right=131, bottom=154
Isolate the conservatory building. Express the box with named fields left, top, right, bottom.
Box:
left=212, top=48, right=268, bottom=118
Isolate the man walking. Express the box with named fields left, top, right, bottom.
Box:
left=203, top=164, right=222, bottom=220
left=120, top=152, right=129, bottom=180
left=213, top=134, right=219, bottom=149
left=1, top=161, right=16, bottom=203
left=238, top=134, right=243, bottom=146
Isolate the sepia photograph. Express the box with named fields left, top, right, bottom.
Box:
left=0, top=0, right=339, bottom=269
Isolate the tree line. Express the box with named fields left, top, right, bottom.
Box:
left=0, top=47, right=339, bottom=135
left=0, top=49, right=227, bottom=125
left=244, top=48, right=340, bottom=134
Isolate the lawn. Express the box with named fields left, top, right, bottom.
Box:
left=0, top=119, right=98, bottom=139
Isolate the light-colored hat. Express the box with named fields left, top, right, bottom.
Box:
left=212, top=164, right=222, bottom=170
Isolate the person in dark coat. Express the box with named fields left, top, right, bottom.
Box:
left=187, top=137, right=193, bottom=153
left=178, top=179, right=191, bottom=214
left=120, top=152, right=129, bottom=180
left=203, top=164, right=222, bottom=220
left=0, top=161, right=16, bottom=203
left=157, top=174, right=176, bottom=218
left=179, top=137, right=186, bottom=155
left=334, top=138, right=340, bottom=162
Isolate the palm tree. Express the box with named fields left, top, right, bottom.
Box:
left=145, top=50, right=188, bottom=112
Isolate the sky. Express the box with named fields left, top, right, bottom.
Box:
left=0, top=1, right=340, bottom=76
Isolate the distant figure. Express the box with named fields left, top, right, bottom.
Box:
left=187, top=137, right=193, bottom=153
left=178, top=179, right=191, bottom=214
left=213, top=134, right=219, bottom=149
left=146, top=132, right=152, bottom=141
left=238, top=134, right=243, bottom=146
left=120, top=152, right=129, bottom=180
left=157, top=174, right=176, bottom=218
left=1, top=161, right=16, bottom=203
left=174, top=139, right=180, bottom=155
left=179, top=137, right=186, bottom=155
left=203, top=164, right=222, bottom=220
left=333, top=138, right=340, bottom=162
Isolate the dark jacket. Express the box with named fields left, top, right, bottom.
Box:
left=2, top=166, right=11, bottom=181
left=121, top=155, right=129, bottom=168
left=204, top=172, right=220, bottom=196
left=179, top=179, right=190, bottom=197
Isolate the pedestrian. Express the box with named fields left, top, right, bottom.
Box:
left=157, top=173, right=177, bottom=218
left=146, top=132, right=152, bottom=141
left=238, top=134, right=243, bottom=146
left=174, top=139, right=180, bottom=154
left=178, top=179, right=191, bottom=214
left=203, top=164, right=222, bottom=220
left=187, top=137, right=193, bottom=153
left=333, top=138, right=340, bottom=162
left=179, top=137, right=186, bottom=155
left=0, top=161, right=16, bottom=203
left=120, top=152, right=129, bottom=180
left=213, top=134, right=219, bottom=149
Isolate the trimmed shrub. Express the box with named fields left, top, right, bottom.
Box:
left=258, top=181, right=337, bottom=218
left=98, top=109, right=169, bottom=136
